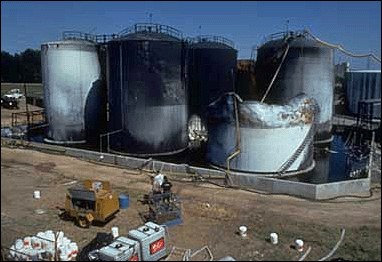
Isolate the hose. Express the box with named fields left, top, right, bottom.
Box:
left=260, top=43, right=290, bottom=103
left=305, top=29, right=381, bottom=63
left=318, top=228, right=346, bottom=261
left=298, top=245, right=312, bottom=261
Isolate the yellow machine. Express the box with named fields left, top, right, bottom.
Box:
left=63, top=179, right=120, bottom=228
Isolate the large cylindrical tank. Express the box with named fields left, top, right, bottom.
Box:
left=41, top=39, right=105, bottom=145
left=207, top=94, right=317, bottom=174
left=345, top=70, right=381, bottom=119
left=188, top=36, right=238, bottom=120
left=255, top=32, right=334, bottom=143
left=107, top=24, right=188, bottom=155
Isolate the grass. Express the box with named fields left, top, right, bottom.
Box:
left=1, top=83, right=43, bottom=97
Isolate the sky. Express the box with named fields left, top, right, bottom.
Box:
left=1, top=1, right=381, bottom=70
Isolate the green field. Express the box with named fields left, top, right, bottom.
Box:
left=1, top=83, right=43, bottom=97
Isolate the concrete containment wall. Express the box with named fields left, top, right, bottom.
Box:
left=1, top=137, right=370, bottom=200
left=229, top=172, right=370, bottom=200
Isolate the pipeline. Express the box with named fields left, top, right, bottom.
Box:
left=318, top=228, right=346, bottom=261
left=305, top=28, right=381, bottom=63
left=225, top=94, right=241, bottom=187
left=260, top=43, right=290, bottom=103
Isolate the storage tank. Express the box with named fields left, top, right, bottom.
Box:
left=41, top=37, right=105, bottom=145
left=207, top=94, right=318, bottom=174
left=187, top=35, right=238, bottom=121
left=235, top=59, right=257, bottom=101
left=344, top=70, right=381, bottom=119
left=255, top=31, right=334, bottom=143
left=106, top=23, right=189, bottom=155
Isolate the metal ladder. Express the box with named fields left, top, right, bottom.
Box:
left=277, top=102, right=321, bottom=176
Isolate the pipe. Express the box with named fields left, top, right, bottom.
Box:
left=368, top=131, right=375, bottom=179
left=318, top=227, right=346, bottom=261
left=260, top=43, right=290, bottom=103
left=99, top=129, right=122, bottom=153
left=225, top=94, right=241, bottom=187
left=298, top=246, right=312, bottom=261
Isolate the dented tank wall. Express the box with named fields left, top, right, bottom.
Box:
left=207, top=95, right=315, bottom=173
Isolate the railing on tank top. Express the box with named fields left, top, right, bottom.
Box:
left=184, top=35, right=235, bottom=49
left=62, top=31, right=120, bottom=44
left=118, top=23, right=183, bottom=40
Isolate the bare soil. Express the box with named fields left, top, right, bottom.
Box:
left=1, top=145, right=381, bottom=261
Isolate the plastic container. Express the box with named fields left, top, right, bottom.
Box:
left=15, top=239, right=23, bottom=250
left=270, top=233, right=278, bottom=244
left=98, top=236, right=140, bottom=261
left=295, top=239, right=305, bottom=252
left=112, top=226, right=119, bottom=238
left=118, top=193, right=129, bottom=209
left=33, top=190, right=41, bottom=199
left=31, top=237, right=42, bottom=249
left=23, top=236, right=32, bottom=249
left=239, top=226, right=247, bottom=237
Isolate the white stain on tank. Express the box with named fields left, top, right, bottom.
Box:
left=127, top=105, right=187, bottom=148
left=41, top=40, right=101, bottom=143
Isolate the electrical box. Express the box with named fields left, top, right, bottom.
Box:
left=98, top=236, right=140, bottom=261
left=128, top=222, right=167, bottom=261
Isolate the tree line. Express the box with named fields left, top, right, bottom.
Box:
left=1, top=49, right=41, bottom=83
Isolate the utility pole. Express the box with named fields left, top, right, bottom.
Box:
left=24, top=82, right=30, bottom=141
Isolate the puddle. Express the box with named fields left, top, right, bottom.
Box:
left=286, top=131, right=370, bottom=184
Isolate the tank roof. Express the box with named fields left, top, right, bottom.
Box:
left=117, top=23, right=183, bottom=41
left=187, top=35, right=235, bottom=49
left=42, top=39, right=97, bottom=46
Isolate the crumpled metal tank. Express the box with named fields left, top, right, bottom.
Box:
left=207, top=94, right=317, bottom=173
left=41, top=40, right=104, bottom=144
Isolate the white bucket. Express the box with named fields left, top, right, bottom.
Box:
left=112, top=226, right=119, bottom=238
left=239, top=226, right=247, bottom=237
left=56, top=231, right=64, bottom=243
left=33, top=190, right=41, bottom=199
left=270, top=233, right=278, bottom=244
left=15, top=239, right=24, bottom=250
left=295, top=239, right=305, bottom=252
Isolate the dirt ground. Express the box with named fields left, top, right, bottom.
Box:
left=1, top=144, right=381, bottom=261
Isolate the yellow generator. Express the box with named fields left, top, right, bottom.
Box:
left=63, top=179, right=120, bottom=228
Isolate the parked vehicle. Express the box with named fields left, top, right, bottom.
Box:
left=1, top=96, right=19, bottom=109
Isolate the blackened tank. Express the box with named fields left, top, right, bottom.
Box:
left=107, top=24, right=189, bottom=155
left=255, top=31, right=334, bottom=143
left=187, top=35, right=238, bottom=121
